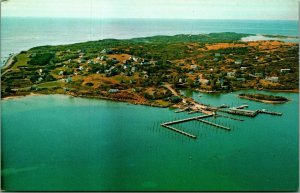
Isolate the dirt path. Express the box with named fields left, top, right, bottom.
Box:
left=163, top=82, right=215, bottom=114
left=163, top=82, right=179, bottom=96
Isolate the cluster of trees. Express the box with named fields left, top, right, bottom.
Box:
left=28, top=53, right=55, bottom=66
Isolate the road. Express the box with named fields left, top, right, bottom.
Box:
left=163, top=82, right=214, bottom=114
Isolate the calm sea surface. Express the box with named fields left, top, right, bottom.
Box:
left=1, top=18, right=298, bottom=65
left=1, top=90, right=298, bottom=191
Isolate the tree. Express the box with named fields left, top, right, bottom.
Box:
left=28, top=53, right=55, bottom=66
left=45, top=74, right=55, bottom=81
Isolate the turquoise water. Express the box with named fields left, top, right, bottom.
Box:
left=1, top=18, right=298, bottom=65
left=1, top=91, right=298, bottom=191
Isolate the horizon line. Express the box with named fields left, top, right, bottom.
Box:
left=1, top=16, right=298, bottom=21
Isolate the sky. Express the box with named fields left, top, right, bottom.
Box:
left=1, top=0, right=299, bottom=20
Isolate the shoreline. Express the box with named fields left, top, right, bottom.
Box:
left=2, top=87, right=297, bottom=108
left=263, top=89, right=299, bottom=93
left=196, top=88, right=299, bottom=94
left=1, top=93, right=44, bottom=100
left=1, top=92, right=172, bottom=108
left=1, top=54, right=17, bottom=69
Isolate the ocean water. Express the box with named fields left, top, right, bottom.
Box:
left=1, top=17, right=298, bottom=65
left=1, top=91, right=298, bottom=191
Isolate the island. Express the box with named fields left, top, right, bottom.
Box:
left=1, top=32, right=298, bottom=109
left=238, top=93, right=289, bottom=104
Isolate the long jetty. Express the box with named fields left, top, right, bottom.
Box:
left=160, top=114, right=213, bottom=139
left=216, top=114, right=244, bottom=121
left=162, top=114, right=213, bottom=125
left=197, top=119, right=231, bottom=131
left=188, top=110, right=199, bottom=114
left=174, top=107, right=189, bottom=113
left=161, top=124, right=197, bottom=139
left=258, top=110, right=282, bottom=116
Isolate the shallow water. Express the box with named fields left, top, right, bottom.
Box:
left=1, top=91, right=298, bottom=191
left=241, top=35, right=299, bottom=42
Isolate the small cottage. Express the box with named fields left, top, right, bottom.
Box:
left=108, top=89, right=119, bottom=93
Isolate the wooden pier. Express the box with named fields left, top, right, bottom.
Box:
left=227, top=108, right=259, bottom=117
left=174, top=107, right=189, bottom=113
left=160, top=114, right=213, bottom=139
left=216, top=114, right=244, bottom=121
left=197, top=119, right=231, bottom=131
left=258, top=110, right=282, bottom=116
left=161, top=124, right=197, bottom=139
left=188, top=110, right=199, bottom=114
left=217, top=104, right=229, bottom=108
left=162, top=114, right=213, bottom=125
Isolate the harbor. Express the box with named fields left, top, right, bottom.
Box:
left=160, top=96, right=283, bottom=139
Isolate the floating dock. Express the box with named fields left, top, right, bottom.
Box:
left=161, top=102, right=282, bottom=140
left=161, top=124, right=197, bottom=139
left=218, top=108, right=282, bottom=117
left=188, top=110, right=199, bottom=114
left=217, top=104, right=229, bottom=108
left=174, top=107, right=189, bottom=113
left=216, top=114, right=244, bottom=121
left=162, top=114, right=213, bottom=125
left=258, top=110, right=282, bottom=116
left=226, top=108, right=258, bottom=117
left=197, top=119, right=231, bottom=131
left=160, top=114, right=213, bottom=139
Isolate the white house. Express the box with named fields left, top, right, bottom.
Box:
left=132, top=56, right=139, bottom=62
left=235, top=59, right=242, bottom=65
left=227, top=72, right=236, bottom=77
left=265, top=76, right=279, bottom=83
left=108, top=89, right=119, bottom=93
left=280, top=68, right=291, bottom=73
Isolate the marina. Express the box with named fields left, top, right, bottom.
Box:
left=162, top=100, right=283, bottom=139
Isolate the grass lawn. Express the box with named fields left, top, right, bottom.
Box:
left=37, top=81, right=62, bottom=88
left=11, top=54, right=30, bottom=70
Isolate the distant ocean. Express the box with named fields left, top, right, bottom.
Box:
left=1, top=17, right=298, bottom=65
